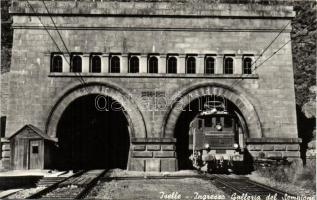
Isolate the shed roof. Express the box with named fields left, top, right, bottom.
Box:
left=9, top=124, right=57, bottom=142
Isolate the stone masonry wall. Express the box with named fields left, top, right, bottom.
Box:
left=3, top=1, right=300, bottom=170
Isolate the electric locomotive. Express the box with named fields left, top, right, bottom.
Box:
left=189, top=98, right=245, bottom=173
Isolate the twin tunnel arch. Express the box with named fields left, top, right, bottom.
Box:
left=46, top=81, right=261, bottom=170
left=46, top=83, right=147, bottom=170
left=56, top=94, right=130, bottom=169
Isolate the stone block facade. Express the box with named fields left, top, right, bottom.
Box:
left=0, top=139, right=10, bottom=169
left=247, top=138, right=301, bottom=161
left=1, top=0, right=300, bottom=171
left=129, top=138, right=176, bottom=171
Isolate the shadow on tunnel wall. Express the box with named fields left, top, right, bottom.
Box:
left=234, top=148, right=254, bottom=175
left=54, top=94, right=130, bottom=170
left=296, top=105, right=316, bottom=165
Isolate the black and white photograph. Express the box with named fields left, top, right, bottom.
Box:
left=0, top=0, right=316, bottom=199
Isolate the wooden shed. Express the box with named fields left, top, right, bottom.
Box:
left=9, top=124, right=57, bottom=170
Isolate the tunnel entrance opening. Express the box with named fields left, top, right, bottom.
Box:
left=55, top=94, right=130, bottom=170
left=174, top=95, right=247, bottom=170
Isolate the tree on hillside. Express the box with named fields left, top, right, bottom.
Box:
left=290, top=1, right=316, bottom=163
left=292, top=2, right=316, bottom=110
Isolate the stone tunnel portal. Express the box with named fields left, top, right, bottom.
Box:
left=55, top=94, right=130, bottom=170
left=174, top=95, right=249, bottom=170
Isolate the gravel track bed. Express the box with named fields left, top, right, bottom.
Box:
left=87, top=177, right=228, bottom=199
left=7, top=187, right=45, bottom=199
left=42, top=186, right=82, bottom=198
left=247, top=172, right=316, bottom=198
left=104, top=169, right=200, bottom=177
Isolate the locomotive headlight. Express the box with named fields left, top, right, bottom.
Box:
left=204, top=144, right=210, bottom=149
left=233, top=143, right=239, bottom=149
left=216, top=124, right=222, bottom=131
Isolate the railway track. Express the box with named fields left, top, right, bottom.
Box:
left=101, top=171, right=295, bottom=200
left=26, top=169, right=106, bottom=199
left=209, top=174, right=295, bottom=199
left=101, top=174, right=205, bottom=181
left=24, top=170, right=294, bottom=199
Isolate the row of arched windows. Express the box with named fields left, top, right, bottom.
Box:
left=51, top=54, right=253, bottom=74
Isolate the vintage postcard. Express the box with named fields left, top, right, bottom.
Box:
left=0, top=0, right=316, bottom=199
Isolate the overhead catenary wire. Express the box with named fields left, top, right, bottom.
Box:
left=230, top=19, right=317, bottom=87
left=231, top=17, right=316, bottom=86
left=25, top=0, right=88, bottom=88
left=231, top=39, right=292, bottom=87
left=41, top=0, right=71, bottom=55
left=251, top=21, right=291, bottom=67
left=24, top=0, right=315, bottom=94
left=228, top=21, right=292, bottom=88
left=40, top=0, right=89, bottom=90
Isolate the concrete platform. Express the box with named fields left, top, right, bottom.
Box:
left=0, top=189, right=23, bottom=198
left=0, top=170, right=68, bottom=177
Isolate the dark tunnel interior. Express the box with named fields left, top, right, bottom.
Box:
left=174, top=95, right=247, bottom=170
left=55, top=94, right=130, bottom=170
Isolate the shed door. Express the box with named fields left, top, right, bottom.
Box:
left=29, top=140, right=41, bottom=169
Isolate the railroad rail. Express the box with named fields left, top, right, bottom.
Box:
left=26, top=169, right=106, bottom=199
left=209, top=174, right=295, bottom=199
left=101, top=174, right=205, bottom=181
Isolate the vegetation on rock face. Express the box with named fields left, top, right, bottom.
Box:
left=290, top=1, right=316, bottom=162
left=251, top=159, right=316, bottom=196
left=292, top=1, right=316, bottom=112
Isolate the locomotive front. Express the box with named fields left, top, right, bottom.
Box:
left=189, top=99, right=245, bottom=173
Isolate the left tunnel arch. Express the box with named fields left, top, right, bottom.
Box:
left=55, top=94, right=130, bottom=170
left=45, top=82, right=147, bottom=169
left=46, top=82, right=147, bottom=139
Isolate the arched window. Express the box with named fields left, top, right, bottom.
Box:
left=91, top=55, right=101, bottom=73
left=148, top=56, right=158, bottom=73
left=205, top=57, right=215, bottom=74
left=243, top=57, right=252, bottom=74
left=51, top=55, right=63, bottom=72
left=224, top=57, right=233, bottom=74
left=129, top=56, right=139, bottom=73
left=71, top=55, right=82, bottom=73
left=167, top=56, right=177, bottom=74
left=110, top=56, right=120, bottom=73
left=186, top=57, right=196, bottom=74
